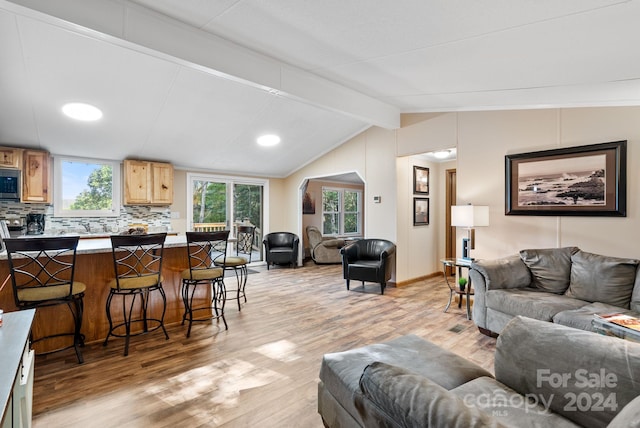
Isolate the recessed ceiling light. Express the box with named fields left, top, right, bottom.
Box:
left=62, top=102, right=103, bottom=121
left=257, top=134, right=281, bottom=147
left=433, top=150, right=451, bottom=159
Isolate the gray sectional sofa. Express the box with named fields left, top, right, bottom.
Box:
left=318, top=316, right=640, bottom=427
left=469, top=247, right=640, bottom=336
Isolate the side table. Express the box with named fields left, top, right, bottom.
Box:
left=591, top=316, right=640, bottom=343
left=440, top=258, right=474, bottom=320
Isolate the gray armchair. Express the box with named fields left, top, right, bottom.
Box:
left=263, top=232, right=300, bottom=269
left=340, top=239, right=396, bottom=294
left=306, top=226, right=345, bottom=264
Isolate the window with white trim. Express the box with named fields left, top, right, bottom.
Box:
left=53, top=156, right=121, bottom=217
left=322, top=187, right=361, bottom=236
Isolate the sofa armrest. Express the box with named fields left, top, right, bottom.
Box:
left=471, top=255, right=531, bottom=290
left=496, top=316, right=640, bottom=428
left=470, top=255, right=531, bottom=330
left=321, top=238, right=345, bottom=248
left=358, top=362, right=506, bottom=428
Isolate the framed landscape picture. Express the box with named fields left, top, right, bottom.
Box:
left=413, top=166, right=429, bottom=194
left=413, top=197, right=429, bottom=225
left=505, top=140, right=626, bottom=216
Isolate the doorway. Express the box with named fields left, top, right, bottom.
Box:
left=187, top=173, right=267, bottom=262
left=298, top=172, right=365, bottom=262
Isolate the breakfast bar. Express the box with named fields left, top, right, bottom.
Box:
left=0, top=235, right=197, bottom=355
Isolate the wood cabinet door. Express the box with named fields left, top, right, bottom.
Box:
left=124, top=159, right=151, bottom=204
left=0, top=147, right=22, bottom=169
left=22, top=150, right=50, bottom=203
left=151, top=162, right=173, bottom=205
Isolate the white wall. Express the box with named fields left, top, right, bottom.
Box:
left=458, top=107, right=640, bottom=260
left=282, top=106, right=640, bottom=283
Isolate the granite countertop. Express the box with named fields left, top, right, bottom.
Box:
left=0, top=234, right=187, bottom=259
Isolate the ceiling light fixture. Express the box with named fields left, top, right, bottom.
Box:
left=257, top=134, right=281, bottom=147
left=433, top=150, right=451, bottom=159
left=62, top=102, right=103, bottom=121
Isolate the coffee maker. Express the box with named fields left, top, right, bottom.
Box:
left=26, top=213, right=45, bottom=235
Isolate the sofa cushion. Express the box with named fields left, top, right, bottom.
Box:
left=553, top=302, right=639, bottom=331
left=450, top=376, right=580, bottom=428
left=485, top=289, right=589, bottom=322
left=319, top=334, right=493, bottom=427
left=359, top=362, right=506, bottom=428
left=608, top=394, right=640, bottom=428
left=495, top=316, right=640, bottom=428
left=565, top=250, right=639, bottom=308
left=519, top=247, right=578, bottom=293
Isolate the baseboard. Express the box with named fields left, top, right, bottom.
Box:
left=394, top=271, right=441, bottom=287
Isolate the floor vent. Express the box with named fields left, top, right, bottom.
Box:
left=449, top=324, right=466, bottom=334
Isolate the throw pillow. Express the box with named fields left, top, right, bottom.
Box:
left=565, top=250, right=639, bottom=308
left=519, top=247, right=579, bottom=293
left=359, top=362, right=506, bottom=428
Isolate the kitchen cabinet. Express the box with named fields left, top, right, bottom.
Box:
left=0, top=147, right=22, bottom=169
left=123, top=159, right=173, bottom=205
left=21, top=150, right=50, bottom=203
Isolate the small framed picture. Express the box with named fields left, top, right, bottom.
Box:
left=413, top=166, right=429, bottom=194
left=413, top=197, right=429, bottom=226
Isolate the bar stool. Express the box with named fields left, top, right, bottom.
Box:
left=5, top=236, right=86, bottom=363
left=181, top=230, right=229, bottom=337
left=215, top=225, right=255, bottom=310
left=104, top=233, right=168, bottom=356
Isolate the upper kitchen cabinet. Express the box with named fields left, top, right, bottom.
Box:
left=22, top=149, right=51, bottom=203
left=123, top=159, right=173, bottom=205
left=0, top=146, right=23, bottom=169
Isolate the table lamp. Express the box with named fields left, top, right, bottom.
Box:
left=451, top=205, right=489, bottom=260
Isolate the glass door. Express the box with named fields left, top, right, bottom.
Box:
left=233, top=183, right=263, bottom=261
left=191, top=179, right=228, bottom=231
left=188, top=174, right=265, bottom=262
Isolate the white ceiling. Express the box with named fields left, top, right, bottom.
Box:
left=1, top=0, right=639, bottom=177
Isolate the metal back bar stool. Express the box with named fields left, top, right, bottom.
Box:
left=104, top=232, right=168, bottom=356
left=181, top=230, right=229, bottom=337
left=5, top=236, right=86, bottom=363
left=215, top=225, right=255, bottom=310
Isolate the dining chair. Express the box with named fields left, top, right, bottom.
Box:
left=104, top=233, right=168, bottom=356
left=214, top=225, right=255, bottom=310
left=5, top=236, right=86, bottom=363
left=181, top=230, right=229, bottom=337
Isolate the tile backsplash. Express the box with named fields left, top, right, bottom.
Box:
left=0, top=202, right=171, bottom=234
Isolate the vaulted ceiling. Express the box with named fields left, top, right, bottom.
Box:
left=1, top=0, right=638, bottom=177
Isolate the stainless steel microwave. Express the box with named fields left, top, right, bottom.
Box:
left=0, top=169, right=21, bottom=201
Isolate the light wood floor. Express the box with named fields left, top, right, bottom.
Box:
left=32, top=261, right=497, bottom=428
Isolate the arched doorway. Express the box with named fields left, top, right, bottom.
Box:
left=297, top=172, right=365, bottom=264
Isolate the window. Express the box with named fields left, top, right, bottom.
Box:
left=54, top=156, right=121, bottom=217
left=322, top=187, right=361, bottom=236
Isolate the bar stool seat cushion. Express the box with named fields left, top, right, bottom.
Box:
left=17, top=281, right=87, bottom=302
left=180, top=267, right=224, bottom=281
left=215, top=256, right=247, bottom=267
left=108, top=275, right=164, bottom=290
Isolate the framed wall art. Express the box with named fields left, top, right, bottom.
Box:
left=413, top=166, right=429, bottom=195
left=413, top=197, right=429, bottom=225
left=505, top=140, right=626, bottom=216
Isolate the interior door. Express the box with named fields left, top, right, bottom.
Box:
left=445, top=169, right=457, bottom=276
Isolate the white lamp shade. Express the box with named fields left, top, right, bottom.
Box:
left=451, top=205, right=489, bottom=227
